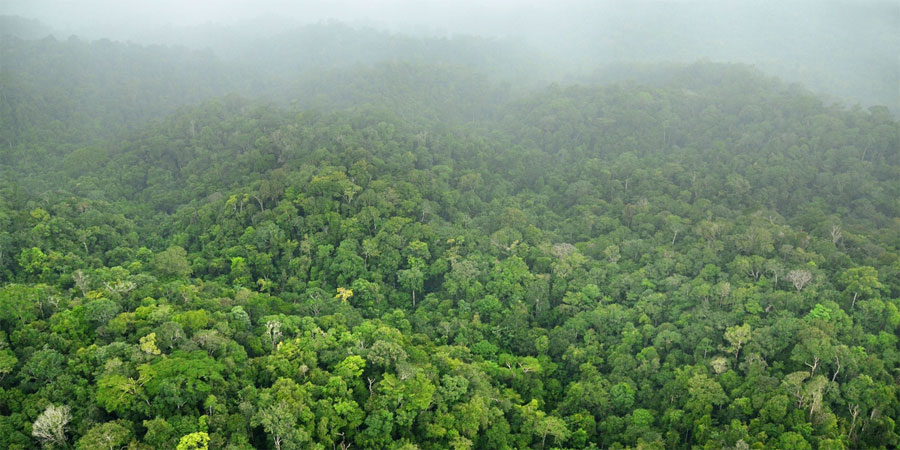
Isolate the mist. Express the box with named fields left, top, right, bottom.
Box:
left=0, top=0, right=900, bottom=111
left=2, top=0, right=897, bottom=111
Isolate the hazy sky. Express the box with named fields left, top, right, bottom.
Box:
left=3, top=0, right=897, bottom=110
left=5, top=1, right=895, bottom=38
left=3, top=1, right=894, bottom=39
left=2, top=0, right=551, bottom=34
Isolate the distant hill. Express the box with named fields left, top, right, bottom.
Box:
left=0, top=15, right=54, bottom=39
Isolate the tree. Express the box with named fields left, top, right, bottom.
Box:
left=520, top=399, right=570, bottom=449
left=723, top=323, right=751, bottom=362
left=488, top=255, right=533, bottom=301
left=777, top=431, right=811, bottom=450
left=76, top=421, right=132, bottom=450
left=376, top=370, right=436, bottom=430
left=21, top=348, right=66, bottom=385
left=253, top=378, right=313, bottom=450
left=335, top=287, right=354, bottom=304
left=32, top=404, right=70, bottom=449
left=84, top=297, right=121, bottom=326
left=665, top=214, right=688, bottom=245
left=143, top=417, right=176, bottom=448
left=361, top=238, right=380, bottom=269
left=787, top=269, right=813, bottom=292
left=686, top=374, right=727, bottom=415
left=152, top=246, right=192, bottom=279
left=791, top=325, right=831, bottom=377
left=330, top=240, right=367, bottom=286
left=155, top=321, right=186, bottom=352
left=0, top=284, right=42, bottom=329
left=17, top=247, right=51, bottom=281
left=264, top=319, right=283, bottom=351
left=397, top=259, right=425, bottom=307
left=312, top=376, right=365, bottom=449
left=536, top=414, right=570, bottom=449
left=838, top=266, right=883, bottom=308
left=96, top=374, right=148, bottom=415
left=140, top=332, right=162, bottom=355
left=176, top=432, right=210, bottom=450
left=139, top=351, right=225, bottom=414
left=610, top=382, right=635, bottom=414
left=0, top=348, right=17, bottom=382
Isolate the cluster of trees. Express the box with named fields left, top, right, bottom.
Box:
left=0, top=30, right=515, bottom=194
left=1, top=29, right=898, bottom=450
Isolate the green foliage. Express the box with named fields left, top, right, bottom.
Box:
left=140, top=351, right=225, bottom=414
left=839, top=266, right=884, bottom=307
left=152, top=246, right=192, bottom=279
left=176, top=432, right=210, bottom=450
left=76, top=421, right=131, bottom=450
left=0, top=36, right=897, bottom=450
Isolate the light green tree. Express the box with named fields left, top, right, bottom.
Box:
left=176, top=432, right=209, bottom=450
left=838, top=266, right=883, bottom=308
left=724, top=323, right=751, bottom=362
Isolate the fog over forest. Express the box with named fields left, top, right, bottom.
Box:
left=2, top=0, right=898, bottom=111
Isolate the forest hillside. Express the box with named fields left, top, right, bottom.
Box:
left=1, top=18, right=898, bottom=450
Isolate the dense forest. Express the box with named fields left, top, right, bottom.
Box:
left=1, top=16, right=899, bottom=450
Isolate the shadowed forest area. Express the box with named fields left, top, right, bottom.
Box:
left=1, top=3, right=898, bottom=449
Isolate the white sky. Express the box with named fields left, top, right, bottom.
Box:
left=2, top=0, right=553, bottom=29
